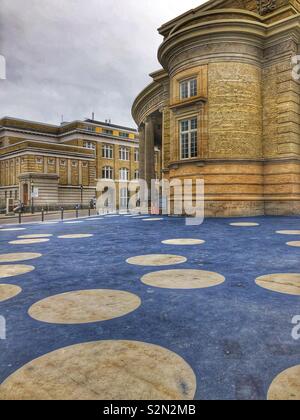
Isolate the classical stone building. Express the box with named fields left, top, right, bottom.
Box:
left=132, top=0, right=300, bottom=216
left=0, top=117, right=140, bottom=210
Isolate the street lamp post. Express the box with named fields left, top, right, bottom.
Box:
left=80, top=185, right=83, bottom=209
left=31, top=178, right=34, bottom=214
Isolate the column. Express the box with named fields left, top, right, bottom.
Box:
left=145, top=116, right=155, bottom=189
left=139, top=124, right=145, bottom=181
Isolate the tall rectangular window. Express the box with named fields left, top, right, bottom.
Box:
left=102, top=166, right=113, bottom=180
left=180, top=78, right=197, bottom=100
left=134, top=149, right=139, bottom=162
left=120, top=187, right=129, bottom=209
left=119, top=168, right=129, bottom=181
left=102, top=144, right=113, bottom=159
left=119, top=147, right=129, bottom=161
left=180, top=118, right=198, bottom=160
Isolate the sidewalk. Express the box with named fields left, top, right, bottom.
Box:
left=0, top=209, right=98, bottom=225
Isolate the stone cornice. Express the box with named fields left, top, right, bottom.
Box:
left=158, top=12, right=300, bottom=69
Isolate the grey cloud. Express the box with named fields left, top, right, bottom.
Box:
left=0, top=0, right=202, bottom=127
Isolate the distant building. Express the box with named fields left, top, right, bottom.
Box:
left=132, top=0, right=300, bottom=217
left=0, top=117, right=141, bottom=210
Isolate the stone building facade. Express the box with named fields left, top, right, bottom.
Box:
left=0, top=117, right=140, bottom=210
left=132, top=0, right=300, bottom=217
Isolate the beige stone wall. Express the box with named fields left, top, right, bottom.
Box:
left=208, top=62, right=263, bottom=159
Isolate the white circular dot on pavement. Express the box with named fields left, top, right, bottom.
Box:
left=28, top=289, right=141, bottom=324
left=0, top=340, right=196, bottom=400
left=0, top=253, right=42, bottom=263
left=126, top=254, right=187, bottom=267
left=287, top=242, right=300, bottom=248
left=58, top=234, right=93, bottom=239
left=277, top=230, right=300, bottom=235
left=230, top=222, right=259, bottom=227
left=9, top=239, right=50, bottom=245
left=0, top=284, right=22, bottom=302
left=268, top=365, right=300, bottom=400
left=162, top=239, right=205, bottom=246
left=18, top=234, right=53, bottom=239
left=141, top=269, right=225, bottom=289
left=255, top=273, right=300, bottom=296
left=0, top=265, right=35, bottom=279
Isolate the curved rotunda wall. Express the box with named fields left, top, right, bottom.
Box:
left=132, top=3, right=300, bottom=216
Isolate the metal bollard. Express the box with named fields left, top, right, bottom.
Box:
left=76, top=207, right=79, bottom=218
left=88, top=208, right=91, bottom=217
left=61, top=207, right=64, bottom=221
left=41, top=208, right=44, bottom=222
left=18, top=211, right=22, bottom=225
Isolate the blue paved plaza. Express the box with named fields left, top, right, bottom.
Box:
left=0, top=215, right=299, bottom=400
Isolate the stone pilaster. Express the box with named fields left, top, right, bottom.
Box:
left=145, top=116, right=155, bottom=189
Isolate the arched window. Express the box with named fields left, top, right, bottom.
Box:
left=102, top=166, right=113, bottom=180
left=134, top=170, right=139, bottom=180
left=119, top=168, right=129, bottom=181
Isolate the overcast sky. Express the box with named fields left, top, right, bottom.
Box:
left=0, top=0, right=204, bottom=128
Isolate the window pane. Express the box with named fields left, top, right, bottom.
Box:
left=190, top=79, right=197, bottom=97
left=181, top=133, right=189, bottom=159
left=180, top=81, right=189, bottom=99
left=191, top=132, right=198, bottom=158
left=191, top=118, right=197, bottom=130
left=181, top=120, right=189, bottom=132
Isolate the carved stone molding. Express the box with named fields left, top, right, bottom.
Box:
left=256, top=0, right=277, bottom=16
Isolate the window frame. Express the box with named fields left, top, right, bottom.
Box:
left=179, top=78, right=198, bottom=100
left=179, top=117, right=198, bottom=160
left=134, top=149, right=139, bottom=162
left=119, top=147, right=129, bottom=161
left=102, top=166, right=114, bottom=180
left=102, top=144, right=114, bottom=159
left=119, top=167, right=129, bottom=181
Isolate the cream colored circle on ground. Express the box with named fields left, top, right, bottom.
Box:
left=255, top=273, right=300, bottom=296
left=162, top=239, right=205, bottom=246
left=127, top=254, right=187, bottom=267
left=0, top=253, right=42, bottom=263
left=9, top=239, right=50, bottom=245
left=0, top=265, right=35, bottom=279
left=268, top=365, right=300, bottom=400
left=141, top=269, right=225, bottom=290
left=29, top=289, right=141, bottom=324
left=287, top=241, right=300, bottom=248
left=277, top=230, right=300, bottom=235
left=230, top=222, right=259, bottom=227
left=0, top=340, right=196, bottom=400
left=18, top=234, right=53, bottom=239
left=58, top=234, right=93, bottom=239
left=143, top=218, right=164, bottom=222
left=0, top=228, right=26, bottom=232
left=0, top=284, right=22, bottom=302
